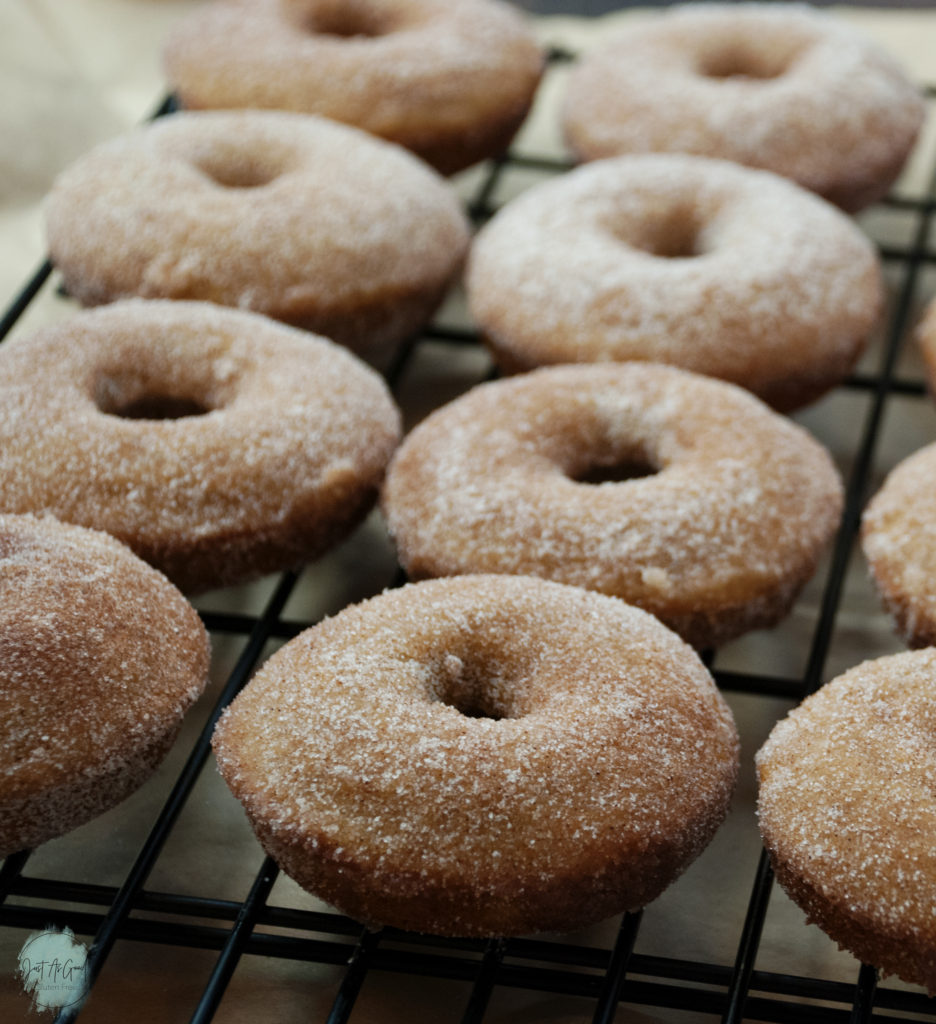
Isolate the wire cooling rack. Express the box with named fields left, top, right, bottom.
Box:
left=3, top=20, right=936, bottom=1024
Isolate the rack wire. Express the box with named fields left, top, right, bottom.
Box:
left=2, top=22, right=936, bottom=1024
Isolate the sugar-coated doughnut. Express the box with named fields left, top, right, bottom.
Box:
left=382, top=364, right=843, bottom=650
left=163, top=0, right=544, bottom=175
left=861, top=442, right=936, bottom=648
left=757, top=649, right=936, bottom=993
left=862, top=301, right=936, bottom=646
left=0, top=513, right=209, bottom=857
left=466, top=153, right=882, bottom=411
left=916, top=296, right=936, bottom=394
left=561, top=3, right=924, bottom=212
left=0, top=301, right=401, bottom=594
left=45, top=110, right=470, bottom=361
left=213, top=574, right=739, bottom=936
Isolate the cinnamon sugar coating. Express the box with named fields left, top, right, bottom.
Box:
left=562, top=3, right=924, bottom=212
left=0, top=513, right=209, bottom=857
left=862, top=442, right=936, bottom=648
left=45, top=110, right=470, bottom=361
left=163, top=0, right=544, bottom=175
left=213, top=574, right=740, bottom=936
left=466, top=154, right=882, bottom=411
left=757, top=650, right=936, bottom=993
left=862, top=303, right=936, bottom=645
left=0, top=301, right=401, bottom=593
left=382, top=363, right=843, bottom=650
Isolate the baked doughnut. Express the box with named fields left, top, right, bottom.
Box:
left=45, top=110, right=470, bottom=361
left=213, top=574, right=740, bottom=936
left=561, top=3, right=924, bottom=212
left=916, top=295, right=936, bottom=391
left=382, top=363, right=843, bottom=650
left=862, top=301, right=936, bottom=645
left=0, top=513, right=209, bottom=857
left=0, top=300, right=401, bottom=593
left=861, top=442, right=936, bottom=648
left=757, top=649, right=936, bottom=993
left=162, top=0, right=544, bottom=175
left=466, top=153, right=882, bottom=411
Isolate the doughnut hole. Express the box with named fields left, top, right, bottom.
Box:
left=93, top=365, right=228, bottom=421
left=287, top=0, right=403, bottom=38
left=611, top=202, right=710, bottom=259
left=428, top=625, right=561, bottom=722
left=188, top=149, right=286, bottom=189
left=99, top=394, right=210, bottom=421
left=431, top=653, right=513, bottom=721
left=182, top=135, right=299, bottom=190
left=694, top=37, right=806, bottom=81
left=560, top=421, right=663, bottom=486
left=572, top=457, right=658, bottom=485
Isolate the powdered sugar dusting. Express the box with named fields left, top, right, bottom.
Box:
left=213, top=574, right=739, bottom=935
left=0, top=300, right=402, bottom=592
left=0, top=513, right=209, bottom=856
left=382, top=363, right=843, bottom=649
left=467, top=153, right=882, bottom=410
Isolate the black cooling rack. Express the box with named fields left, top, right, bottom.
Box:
left=3, top=25, right=936, bottom=1024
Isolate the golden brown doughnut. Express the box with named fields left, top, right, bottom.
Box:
left=45, top=110, right=470, bottom=361
left=0, top=300, right=401, bottom=593
left=0, top=513, right=209, bottom=857
left=861, top=442, right=936, bottom=648
left=861, top=302, right=936, bottom=646
left=561, top=3, right=924, bottom=212
left=757, top=649, right=936, bottom=993
left=382, top=363, right=843, bottom=650
left=212, top=574, right=740, bottom=937
left=162, top=0, right=544, bottom=175
left=466, top=153, right=883, bottom=411
left=916, top=295, right=936, bottom=392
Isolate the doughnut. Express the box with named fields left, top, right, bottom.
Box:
left=0, top=300, right=401, bottom=594
left=757, top=649, right=936, bottom=993
left=0, top=513, right=209, bottom=857
left=212, top=574, right=740, bottom=936
left=861, top=443, right=936, bottom=648
left=466, top=153, right=883, bottom=411
left=561, top=3, right=924, bottom=212
left=916, top=295, right=936, bottom=391
left=45, top=110, right=470, bottom=361
left=162, top=0, right=544, bottom=175
left=381, top=363, right=843, bottom=650
left=862, top=300, right=936, bottom=645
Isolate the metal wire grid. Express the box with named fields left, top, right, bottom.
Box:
left=2, top=38, right=936, bottom=1024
